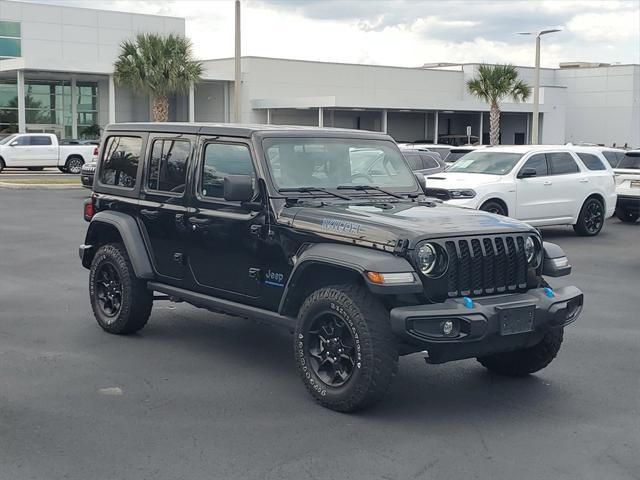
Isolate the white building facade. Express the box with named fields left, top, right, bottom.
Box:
left=1, top=0, right=638, bottom=147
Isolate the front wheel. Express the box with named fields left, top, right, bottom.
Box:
left=294, top=285, right=398, bottom=412
left=89, top=243, right=153, bottom=335
left=480, top=200, right=507, bottom=216
left=477, top=327, right=563, bottom=376
left=615, top=207, right=639, bottom=223
left=573, top=197, right=604, bottom=236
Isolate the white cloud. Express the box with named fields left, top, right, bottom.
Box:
left=566, top=10, right=640, bottom=43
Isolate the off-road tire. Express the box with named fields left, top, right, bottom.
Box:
left=480, top=200, right=507, bottom=216
left=477, top=327, right=564, bottom=377
left=89, top=243, right=153, bottom=335
left=294, top=285, right=398, bottom=412
left=573, top=197, right=605, bottom=236
left=615, top=207, right=639, bottom=223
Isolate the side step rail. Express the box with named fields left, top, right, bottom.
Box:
left=147, top=281, right=296, bottom=330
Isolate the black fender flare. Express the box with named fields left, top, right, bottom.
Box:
left=82, top=211, right=154, bottom=279
left=278, top=243, right=422, bottom=314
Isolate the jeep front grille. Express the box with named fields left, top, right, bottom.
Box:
left=444, top=235, right=528, bottom=297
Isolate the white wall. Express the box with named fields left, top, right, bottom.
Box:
left=557, top=65, right=639, bottom=147
left=0, top=0, right=185, bottom=74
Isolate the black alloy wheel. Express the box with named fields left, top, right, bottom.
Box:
left=574, top=198, right=605, bottom=236
left=95, top=262, right=123, bottom=320
left=306, top=313, right=357, bottom=387
left=480, top=200, right=507, bottom=216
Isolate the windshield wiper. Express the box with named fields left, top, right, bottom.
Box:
left=336, top=184, right=404, bottom=199
left=279, top=187, right=352, bottom=201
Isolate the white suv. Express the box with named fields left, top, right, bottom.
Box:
left=424, top=145, right=616, bottom=236
left=613, top=150, right=640, bottom=223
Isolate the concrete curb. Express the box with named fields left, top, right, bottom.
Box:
left=0, top=182, right=83, bottom=190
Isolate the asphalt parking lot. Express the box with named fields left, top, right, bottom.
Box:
left=1, top=187, right=638, bottom=480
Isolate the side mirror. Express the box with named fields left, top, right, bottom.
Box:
left=223, top=174, right=254, bottom=202
left=414, top=172, right=426, bottom=191
left=9, top=141, right=18, bottom=147
left=542, top=242, right=572, bottom=277
left=518, top=168, right=537, bottom=179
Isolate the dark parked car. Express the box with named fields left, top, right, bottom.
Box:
left=79, top=123, right=583, bottom=412
left=400, top=148, right=446, bottom=176
left=80, top=161, right=96, bottom=188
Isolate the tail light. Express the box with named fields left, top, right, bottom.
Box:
left=93, top=146, right=99, bottom=157
left=83, top=198, right=95, bottom=222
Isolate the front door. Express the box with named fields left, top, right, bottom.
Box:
left=515, top=153, right=550, bottom=221
left=186, top=138, right=263, bottom=302
left=137, top=134, right=194, bottom=282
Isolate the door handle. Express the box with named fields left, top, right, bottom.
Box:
left=543, top=181, right=552, bottom=186
left=188, top=216, right=212, bottom=225
left=140, top=209, right=161, bottom=219
left=579, top=178, right=589, bottom=183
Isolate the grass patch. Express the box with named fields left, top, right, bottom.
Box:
left=0, top=178, right=81, bottom=185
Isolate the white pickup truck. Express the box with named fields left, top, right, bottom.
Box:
left=0, top=133, right=97, bottom=174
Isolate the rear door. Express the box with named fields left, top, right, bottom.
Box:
left=29, top=135, right=58, bottom=165
left=546, top=151, right=585, bottom=219
left=137, top=134, right=195, bottom=282
left=186, top=137, right=264, bottom=303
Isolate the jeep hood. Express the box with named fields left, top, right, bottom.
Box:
left=280, top=200, right=536, bottom=250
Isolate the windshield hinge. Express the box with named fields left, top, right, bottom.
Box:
left=393, top=239, right=409, bottom=255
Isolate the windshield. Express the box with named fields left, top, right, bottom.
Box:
left=263, top=138, right=418, bottom=192
left=618, top=153, right=640, bottom=169
left=0, top=134, right=16, bottom=145
left=447, top=151, right=524, bottom=175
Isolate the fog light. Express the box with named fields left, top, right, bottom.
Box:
left=442, top=320, right=454, bottom=335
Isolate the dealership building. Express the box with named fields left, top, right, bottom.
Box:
left=1, top=0, right=639, bottom=147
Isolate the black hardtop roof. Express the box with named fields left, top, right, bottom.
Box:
left=104, top=122, right=394, bottom=140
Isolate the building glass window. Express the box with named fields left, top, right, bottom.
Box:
left=0, top=21, right=21, bottom=58
left=0, top=80, right=18, bottom=134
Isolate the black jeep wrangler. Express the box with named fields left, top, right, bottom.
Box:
left=80, top=123, right=583, bottom=412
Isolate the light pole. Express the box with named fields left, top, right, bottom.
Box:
left=517, top=29, right=561, bottom=144
left=234, top=0, right=241, bottom=123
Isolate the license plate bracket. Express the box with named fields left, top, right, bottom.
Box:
left=497, top=305, right=535, bottom=335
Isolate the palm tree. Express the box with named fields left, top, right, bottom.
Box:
left=114, top=33, right=202, bottom=122
left=466, top=64, right=531, bottom=145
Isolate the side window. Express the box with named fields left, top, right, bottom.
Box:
left=31, top=136, right=52, bottom=146
left=602, top=151, right=619, bottom=168
left=548, top=152, right=579, bottom=175
left=420, top=154, right=440, bottom=169
left=12, top=136, right=29, bottom=146
left=100, top=136, right=142, bottom=189
left=576, top=152, right=607, bottom=171
left=201, top=142, right=254, bottom=199
left=404, top=152, right=422, bottom=170
left=521, top=153, right=548, bottom=176
left=147, top=139, right=190, bottom=194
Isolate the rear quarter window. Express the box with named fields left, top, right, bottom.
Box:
left=576, top=152, right=607, bottom=171
left=99, top=136, right=142, bottom=189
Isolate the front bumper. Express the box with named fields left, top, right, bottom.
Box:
left=390, top=286, right=583, bottom=363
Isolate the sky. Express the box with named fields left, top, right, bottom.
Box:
left=27, top=0, right=640, bottom=68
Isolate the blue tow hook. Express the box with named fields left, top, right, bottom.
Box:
left=544, top=287, right=555, bottom=298
left=463, top=296, right=474, bottom=309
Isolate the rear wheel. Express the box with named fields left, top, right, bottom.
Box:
left=480, top=200, right=507, bottom=216
left=0, top=158, right=4, bottom=173
left=89, top=243, right=153, bottom=335
left=477, top=327, right=564, bottom=376
left=573, top=197, right=605, bottom=236
left=66, top=156, right=84, bottom=174
left=58, top=166, right=68, bottom=173
left=615, top=207, right=639, bottom=223
left=294, top=285, right=398, bottom=412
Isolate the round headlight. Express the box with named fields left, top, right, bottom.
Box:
left=525, top=236, right=542, bottom=267
left=417, top=242, right=448, bottom=277
left=418, top=243, right=437, bottom=275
